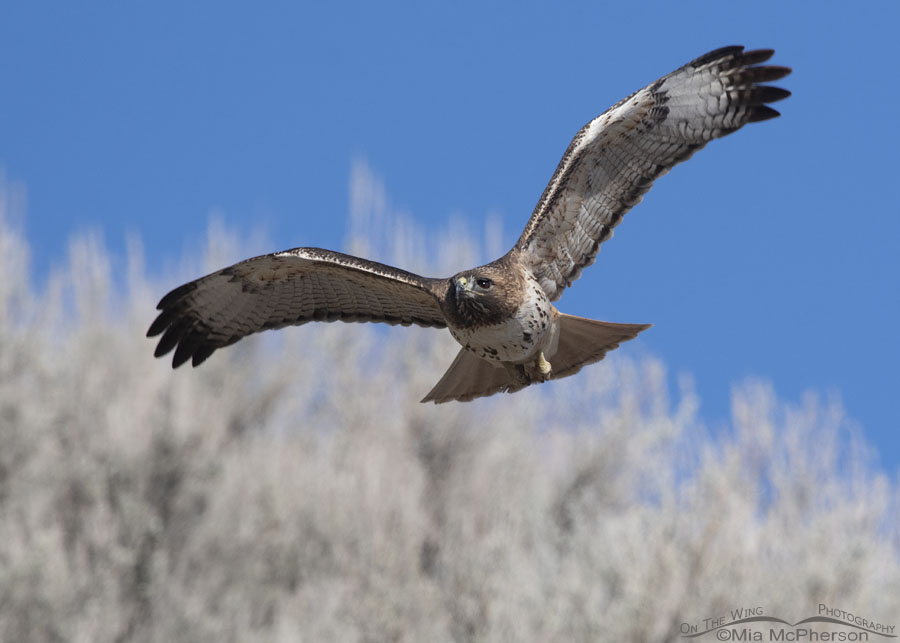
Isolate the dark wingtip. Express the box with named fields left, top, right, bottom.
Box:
left=172, top=339, right=196, bottom=369
left=147, top=311, right=170, bottom=338
left=741, top=48, right=775, bottom=65
left=747, top=105, right=782, bottom=123
left=192, top=345, right=216, bottom=367
left=153, top=320, right=189, bottom=359
left=737, top=66, right=792, bottom=86
left=171, top=353, right=190, bottom=369
left=761, top=65, right=792, bottom=82
left=691, top=45, right=744, bottom=67
left=157, top=281, right=197, bottom=311
left=757, top=86, right=792, bottom=103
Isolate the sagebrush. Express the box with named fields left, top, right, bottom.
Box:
left=1, top=167, right=896, bottom=642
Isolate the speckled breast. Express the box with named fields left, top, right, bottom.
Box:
left=448, top=274, right=558, bottom=365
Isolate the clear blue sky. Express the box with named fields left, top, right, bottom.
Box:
left=2, top=2, right=898, bottom=469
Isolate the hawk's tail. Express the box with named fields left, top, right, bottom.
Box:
left=420, top=314, right=650, bottom=404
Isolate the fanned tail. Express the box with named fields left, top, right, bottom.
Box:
left=420, top=348, right=516, bottom=404
left=549, top=314, right=650, bottom=379
left=421, top=314, right=650, bottom=404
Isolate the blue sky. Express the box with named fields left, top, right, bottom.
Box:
left=2, top=2, right=898, bottom=469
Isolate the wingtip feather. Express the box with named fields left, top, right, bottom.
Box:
left=747, top=105, right=782, bottom=122
left=691, top=45, right=745, bottom=67
left=754, top=86, right=792, bottom=103
left=147, top=311, right=171, bottom=338
left=740, top=48, right=776, bottom=65
left=191, top=345, right=216, bottom=367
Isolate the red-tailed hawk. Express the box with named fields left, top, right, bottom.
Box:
left=148, top=46, right=790, bottom=403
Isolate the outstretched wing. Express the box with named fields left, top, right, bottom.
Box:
left=147, top=247, right=447, bottom=368
left=515, top=46, right=791, bottom=301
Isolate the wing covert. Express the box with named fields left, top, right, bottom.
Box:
left=147, top=248, right=447, bottom=368
left=515, top=46, right=791, bottom=300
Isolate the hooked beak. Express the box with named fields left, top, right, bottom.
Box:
left=455, top=276, right=472, bottom=297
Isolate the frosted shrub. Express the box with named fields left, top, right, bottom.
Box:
left=0, top=170, right=895, bottom=642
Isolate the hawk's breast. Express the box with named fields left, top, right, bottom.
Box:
left=448, top=273, right=558, bottom=365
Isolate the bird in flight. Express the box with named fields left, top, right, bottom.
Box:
left=148, top=46, right=790, bottom=403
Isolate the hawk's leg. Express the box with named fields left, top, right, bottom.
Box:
left=517, top=352, right=552, bottom=382
left=530, top=351, right=552, bottom=382
left=504, top=352, right=553, bottom=388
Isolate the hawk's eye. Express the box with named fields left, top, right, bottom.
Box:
left=476, top=278, right=493, bottom=289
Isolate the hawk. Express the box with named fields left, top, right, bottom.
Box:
left=148, top=46, right=790, bottom=403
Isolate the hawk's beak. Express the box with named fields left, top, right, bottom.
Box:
left=455, top=276, right=473, bottom=297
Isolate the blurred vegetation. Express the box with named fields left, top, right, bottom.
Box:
left=0, top=167, right=896, bottom=642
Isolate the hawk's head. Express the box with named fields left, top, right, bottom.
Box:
left=445, top=262, right=523, bottom=328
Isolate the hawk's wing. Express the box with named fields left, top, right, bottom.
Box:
left=148, top=248, right=447, bottom=368
left=515, top=46, right=791, bottom=301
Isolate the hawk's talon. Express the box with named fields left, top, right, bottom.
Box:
left=535, top=351, right=552, bottom=380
